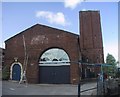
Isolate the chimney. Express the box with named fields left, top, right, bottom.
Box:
left=79, top=11, right=104, bottom=64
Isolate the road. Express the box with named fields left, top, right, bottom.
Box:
left=2, top=80, right=97, bottom=96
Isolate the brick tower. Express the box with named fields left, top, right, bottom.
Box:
left=79, top=11, right=104, bottom=64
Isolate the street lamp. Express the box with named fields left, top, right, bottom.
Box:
left=78, top=60, right=82, bottom=97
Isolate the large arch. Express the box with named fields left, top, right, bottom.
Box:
left=39, top=48, right=70, bottom=84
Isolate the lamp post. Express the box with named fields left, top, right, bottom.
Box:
left=78, top=60, right=81, bottom=97
left=77, top=36, right=81, bottom=97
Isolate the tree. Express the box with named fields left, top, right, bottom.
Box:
left=105, top=53, right=117, bottom=77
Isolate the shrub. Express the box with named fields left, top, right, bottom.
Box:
left=2, top=68, right=9, bottom=80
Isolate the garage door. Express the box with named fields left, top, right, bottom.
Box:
left=39, top=48, right=70, bottom=84
left=39, top=65, right=70, bottom=84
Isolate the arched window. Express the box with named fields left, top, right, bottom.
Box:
left=39, top=48, right=70, bottom=66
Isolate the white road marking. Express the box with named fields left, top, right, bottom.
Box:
left=9, top=88, right=15, bottom=91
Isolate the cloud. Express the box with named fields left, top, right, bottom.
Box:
left=36, top=11, right=69, bottom=26
left=64, top=0, right=84, bottom=9
left=81, top=9, right=87, bottom=11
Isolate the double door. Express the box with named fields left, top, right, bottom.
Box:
left=39, top=65, right=70, bottom=84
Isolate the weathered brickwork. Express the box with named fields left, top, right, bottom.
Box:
left=80, top=11, right=104, bottom=64
left=4, top=24, right=80, bottom=84
left=4, top=11, right=104, bottom=84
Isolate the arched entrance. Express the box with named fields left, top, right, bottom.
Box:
left=39, top=48, right=70, bottom=84
left=10, top=62, right=23, bottom=81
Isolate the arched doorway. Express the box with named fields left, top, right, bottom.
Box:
left=10, top=62, right=23, bottom=81
left=39, top=48, right=70, bottom=84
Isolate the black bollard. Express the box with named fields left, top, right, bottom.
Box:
left=78, top=83, right=80, bottom=97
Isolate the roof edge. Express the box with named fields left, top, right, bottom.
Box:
left=5, top=23, right=78, bottom=42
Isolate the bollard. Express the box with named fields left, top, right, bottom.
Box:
left=78, top=83, right=80, bottom=97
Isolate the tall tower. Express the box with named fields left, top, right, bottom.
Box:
left=80, top=11, right=104, bottom=64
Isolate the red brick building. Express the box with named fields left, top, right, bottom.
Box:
left=4, top=11, right=104, bottom=84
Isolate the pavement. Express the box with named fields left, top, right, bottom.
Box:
left=2, top=80, right=97, bottom=96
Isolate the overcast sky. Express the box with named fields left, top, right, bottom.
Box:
left=1, top=0, right=119, bottom=63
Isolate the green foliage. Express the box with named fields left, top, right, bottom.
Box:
left=2, top=67, right=10, bottom=80
left=106, top=53, right=116, bottom=66
left=105, top=53, right=117, bottom=77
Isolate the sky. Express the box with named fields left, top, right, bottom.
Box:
left=1, top=0, right=119, bottom=63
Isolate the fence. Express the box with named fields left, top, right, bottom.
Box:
left=97, top=78, right=119, bottom=95
left=78, top=78, right=120, bottom=97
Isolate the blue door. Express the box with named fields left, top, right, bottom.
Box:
left=12, top=64, right=21, bottom=81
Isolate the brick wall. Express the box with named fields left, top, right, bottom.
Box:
left=4, top=24, right=80, bottom=84
left=79, top=11, right=104, bottom=64
left=4, top=11, right=105, bottom=84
